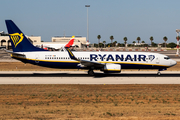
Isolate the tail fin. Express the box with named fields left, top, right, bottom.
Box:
left=5, top=20, right=46, bottom=52
left=65, top=36, right=75, bottom=48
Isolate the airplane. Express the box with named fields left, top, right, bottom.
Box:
left=5, top=20, right=177, bottom=76
left=0, top=46, right=6, bottom=50
left=35, top=42, right=76, bottom=50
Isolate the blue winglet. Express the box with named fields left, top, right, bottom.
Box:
left=66, top=48, right=78, bottom=60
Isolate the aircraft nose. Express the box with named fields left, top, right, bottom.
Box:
left=170, top=60, right=177, bottom=66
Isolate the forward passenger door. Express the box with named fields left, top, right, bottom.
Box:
left=156, top=55, right=160, bottom=64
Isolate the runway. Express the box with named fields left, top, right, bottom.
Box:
left=0, top=71, right=180, bottom=84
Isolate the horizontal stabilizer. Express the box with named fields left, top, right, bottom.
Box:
left=6, top=50, right=25, bottom=56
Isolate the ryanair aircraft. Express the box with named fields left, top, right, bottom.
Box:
left=5, top=20, right=176, bottom=75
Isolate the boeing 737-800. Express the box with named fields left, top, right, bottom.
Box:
left=5, top=20, right=176, bottom=75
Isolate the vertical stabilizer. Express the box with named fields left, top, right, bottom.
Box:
left=5, top=20, right=46, bottom=52
left=65, top=36, right=75, bottom=48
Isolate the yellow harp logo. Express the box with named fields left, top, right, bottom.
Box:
left=9, top=33, right=24, bottom=48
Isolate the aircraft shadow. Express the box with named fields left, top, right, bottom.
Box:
left=0, top=73, right=180, bottom=78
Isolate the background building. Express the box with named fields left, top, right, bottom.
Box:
left=34, top=36, right=88, bottom=49
left=0, top=31, right=88, bottom=50
left=0, top=31, right=41, bottom=49
left=51, top=36, right=87, bottom=48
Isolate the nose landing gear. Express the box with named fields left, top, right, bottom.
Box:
left=157, top=68, right=167, bottom=76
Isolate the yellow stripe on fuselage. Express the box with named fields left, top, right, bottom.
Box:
left=104, top=69, right=121, bottom=71
left=98, top=61, right=169, bottom=67
left=11, top=54, right=169, bottom=67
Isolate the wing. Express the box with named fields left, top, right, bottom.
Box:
left=80, top=59, right=104, bottom=68
left=65, top=48, right=104, bottom=68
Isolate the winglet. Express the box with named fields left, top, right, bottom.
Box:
left=65, top=48, right=78, bottom=60
left=65, top=36, right=75, bottom=48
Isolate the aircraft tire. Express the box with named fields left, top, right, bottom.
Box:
left=88, top=69, right=94, bottom=76
left=157, top=71, right=161, bottom=76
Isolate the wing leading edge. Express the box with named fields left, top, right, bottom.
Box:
left=65, top=48, right=104, bottom=68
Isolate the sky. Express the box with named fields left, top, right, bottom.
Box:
left=0, top=0, right=180, bottom=44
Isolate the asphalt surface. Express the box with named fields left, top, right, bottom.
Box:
left=0, top=71, right=180, bottom=84
left=0, top=50, right=180, bottom=84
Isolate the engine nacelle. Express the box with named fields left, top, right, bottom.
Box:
left=102, top=63, right=121, bottom=73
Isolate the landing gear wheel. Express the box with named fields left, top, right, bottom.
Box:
left=157, top=71, right=161, bottom=76
left=88, top=69, right=94, bottom=76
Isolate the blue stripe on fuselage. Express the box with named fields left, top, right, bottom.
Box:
left=12, top=56, right=168, bottom=70
left=13, top=56, right=79, bottom=69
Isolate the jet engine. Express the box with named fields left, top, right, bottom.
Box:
left=102, top=63, right=121, bottom=73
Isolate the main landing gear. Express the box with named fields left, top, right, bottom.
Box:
left=88, top=69, right=94, bottom=76
left=157, top=71, right=161, bottom=76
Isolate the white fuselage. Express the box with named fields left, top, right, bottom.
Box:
left=12, top=51, right=176, bottom=70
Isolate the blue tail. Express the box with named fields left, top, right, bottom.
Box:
left=5, top=20, right=46, bottom=52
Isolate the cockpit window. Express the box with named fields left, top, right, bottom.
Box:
left=164, top=57, right=170, bottom=60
